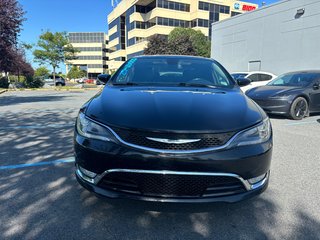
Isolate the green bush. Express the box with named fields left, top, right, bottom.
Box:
left=24, top=76, right=44, bottom=88
left=0, top=77, right=9, bottom=88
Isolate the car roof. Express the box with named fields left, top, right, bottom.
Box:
left=232, top=71, right=276, bottom=75
left=133, top=55, right=213, bottom=61
left=283, top=70, right=320, bottom=75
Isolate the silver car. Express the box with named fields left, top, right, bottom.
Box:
left=44, top=75, right=66, bottom=86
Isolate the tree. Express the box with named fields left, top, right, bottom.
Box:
left=33, top=31, right=79, bottom=84
left=34, top=66, right=50, bottom=78
left=144, top=35, right=171, bottom=55
left=144, top=28, right=211, bottom=57
left=169, top=28, right=211, bottom=57
left=0, top=0, right=25, bottom=75
left=67, top=66, right=87, bottom=79
left=168, top=34, right=196, bottom=56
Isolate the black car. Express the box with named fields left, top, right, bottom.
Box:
left=246, top=71, right=320, bottom=120
left=74, top=56, right=272, bottom=203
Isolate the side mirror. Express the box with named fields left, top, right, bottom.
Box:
left=313, top=82, right=320, bottom=90
left=237, top=77, right=251, bottom=87
left=97, top=74, right=111, bottom=84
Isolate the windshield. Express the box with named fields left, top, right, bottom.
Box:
left=267, top=73, right=319, bottom=87
left=231, top=73, right=248, bottom=79
left=111, top=57, right=235, bottom=88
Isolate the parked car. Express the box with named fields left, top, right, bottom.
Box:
left=85, top=78, right=96, bottom=84
left=74, top=56, right=272, bottom=203
left=231, top=71, right=277, bottom=92
left=76, top=78, right=87, bottom=84
left=44, top=75, right=66, bottom=86
left=246, top=71, right=320, bottom=120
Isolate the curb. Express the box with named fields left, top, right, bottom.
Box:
left=0, top=89, right=8, bottom=95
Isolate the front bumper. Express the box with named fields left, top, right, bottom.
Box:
left=74, top=131, right=272, bottom=203
left=251, top=98, right=291, bottom=115
left=76, top=168, right=269, bottom=203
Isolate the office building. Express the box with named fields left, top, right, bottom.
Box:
left=107, top=0, right=258, bottom=71
left=67, top=32, right=109, bottom=78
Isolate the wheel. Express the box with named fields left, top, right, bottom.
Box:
left=56, top=83, right=62, bottom=87
left=289, top=97, right=308, bottom=120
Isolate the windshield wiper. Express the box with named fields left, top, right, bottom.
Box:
left=177, top=83, right=217, bottom=88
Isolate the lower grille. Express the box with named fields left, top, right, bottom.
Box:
left=111, top=127, right=235, bottom=151
left=98, top=172, right=246, bottom=198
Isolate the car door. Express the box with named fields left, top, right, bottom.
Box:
left=309, top=79, right=320, bottom=111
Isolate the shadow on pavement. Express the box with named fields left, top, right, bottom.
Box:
left=1, top=92, right=319, bottom=240
left=0, top=165, right=319, bottom=240
left=0, top=111, right=75, bottom=166
left=0, top=95, right=69, bottom=107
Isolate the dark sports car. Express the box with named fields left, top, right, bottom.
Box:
left=246, top=71, right=320, bottom=120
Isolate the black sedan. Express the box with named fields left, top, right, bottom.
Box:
left=246, top=71, right=320, bottom=120
left=74, top=56, right=272, bottom=203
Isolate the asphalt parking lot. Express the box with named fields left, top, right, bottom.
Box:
left=0, top=90, right=319, bottom=240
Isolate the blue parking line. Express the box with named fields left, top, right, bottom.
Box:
left=0, top=123, right=74, bottom=130
left=0, top=157, right=75, bottom=170
left=285, top=121, right=317, bottom=126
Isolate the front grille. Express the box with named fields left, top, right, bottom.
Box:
left=98, top=172, right=246, bottom=198
left=111, top=127, right=235, bottom=151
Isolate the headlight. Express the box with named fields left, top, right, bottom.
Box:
left=229, top=118, right=271, bottom=147
left=76, top=112, right=116, bottom=142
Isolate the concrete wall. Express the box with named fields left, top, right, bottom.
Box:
left=211, top=0, right=320, bottom=75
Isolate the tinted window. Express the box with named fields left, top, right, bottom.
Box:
left=231, top=73, right=248, bottom=79
left=247, top=74, right=260, bottom=82
left=111, top=57, right=235, bottom=88
left=260, top=74, right=273, bottom=81
left=268, top=73, right=320, bottom=87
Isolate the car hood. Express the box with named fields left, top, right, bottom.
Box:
left=86, top=86, right=263, bottom=133
left=247, top=86, right=303, bottom=98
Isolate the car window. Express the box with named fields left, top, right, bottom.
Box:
left=247, top=74, right=260, bottom=82
left=231, top=73, right=248, bottom=79
left=111, top=57, right=235, bottom=88
left=260, top=74, right=273, bottom=81
left=268, top=73, right=320, bottom=87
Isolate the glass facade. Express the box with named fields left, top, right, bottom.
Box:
left=231, top=11, right=242, bottom=17
left=157, top=17, right=190, bottom=28
left=157, top=0, right=190, bottom=12
left=88, top=64, right=103, bottom=68
left=128, top=37, right=145, bottom=47
left=76, top=47, right=102, bottom=52
left=76, top=56, right=102, bottom=60
left=69, top=32, right=105, bottom=43
left=198, top=1, right=231, bottom=37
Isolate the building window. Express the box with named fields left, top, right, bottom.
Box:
left=75, top=47, right=102, bottom=52
left=199, top=1, right=230, bottom=14
left=135, top=1, right=156, bottom=13
left=127, top=37, right=145, bottom=47
left=76, top=56, right=102, bottom=60
left=231, top=11, right=241, bottom=17
left=157, top=17, right=190, bottom=28
left=69, top=32, right=105, bottom=43
left=88, top=64, right=103, bottom=68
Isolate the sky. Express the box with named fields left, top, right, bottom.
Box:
left=18, top=0, right=278, bottom=73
